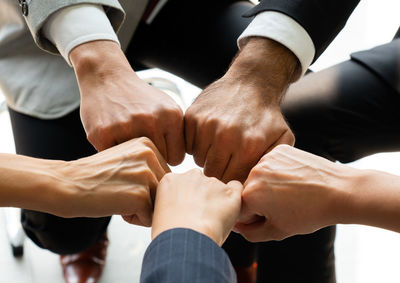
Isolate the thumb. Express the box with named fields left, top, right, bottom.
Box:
left=227, top=180, right=244, bottom=199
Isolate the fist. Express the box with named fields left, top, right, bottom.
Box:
left=185, top=78, right=294, bottom=183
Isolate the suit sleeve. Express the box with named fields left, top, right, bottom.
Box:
left=244, top=0, right=360, bottom=61
left=140, top=228, right=237, bottom=283
left=16, top=0, right=125, bottom=54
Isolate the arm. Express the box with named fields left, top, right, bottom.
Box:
left=235, top=145, right=400, bottom=242
left=185, top=0, right=361, bottom=183
left=20, top=2, right=185, bottom=164
left=140, top=169, right=243, bottom=283
left=0, top=137, right=169, bottom=226
left=185, top=37, right=298, bottom=183
left=19, top=0, right=125, bottom=55
left=70, top=40, right=185, bottom=164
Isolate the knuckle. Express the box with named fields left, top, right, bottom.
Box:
left=188, top=168, right=202, bottom=176
left=161, top=172, right=175, bottom=182
left=274, top=143, right=292, bottom=153
left=193, top=154, right=206, bottom=168
left=138, top=147, right=155, bottom=160
left=138, top=137, right=156, bottom=148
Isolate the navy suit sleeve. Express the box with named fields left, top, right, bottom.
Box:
left=244, top=0, right=360, bottom=61
left=140, top=228, right=237, bottom=283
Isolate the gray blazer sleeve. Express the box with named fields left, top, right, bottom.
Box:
left=140, top=228, right=237, bottom=283
left=17, top=0, right=125, bottom=54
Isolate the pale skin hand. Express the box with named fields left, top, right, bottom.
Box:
left=235, top=144, right=356, bottom=242
left=70, top=40, right=185, bottom=165
left=185, top=37, right=300, bottom=183
left=0, top=137, right=170, bottom=227
left=236, top=145, right=400, bottom=242
left=151, top=169, right=243, bottom=246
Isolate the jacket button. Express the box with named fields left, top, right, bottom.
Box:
left=18, top=0, right=28, bottom=16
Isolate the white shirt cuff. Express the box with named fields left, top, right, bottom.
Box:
left=238, top=11, right=315, bottom=76
left=43, top=4, right=120, bottom=66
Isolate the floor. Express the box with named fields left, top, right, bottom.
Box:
left=1, top=0, right=400, bottom=282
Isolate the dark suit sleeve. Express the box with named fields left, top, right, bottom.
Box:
left=140, top=228, right=237, bottom=283
left=244, top=0, right=360, bottom=61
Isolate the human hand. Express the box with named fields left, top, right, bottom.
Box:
left=185, top=38, right=298, bottom=183
left=235, top=145, right=355, bottom=242
left=59, top=137, right=170, bottom=226
left=152, top=169, right=243, bottom=246
left=70, top=41, right=185, bottom=165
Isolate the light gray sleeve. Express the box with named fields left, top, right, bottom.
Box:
left=20, top=0, right=125, bottom=54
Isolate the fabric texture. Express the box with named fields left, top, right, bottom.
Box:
left=238, top=11, right=315, bottom=75
left=43, top=4, right=120, bottom=65
left=22, top=0, right=125, bottom=54
left=140, top=228, right=237, bottom=283
left=244, top=0, right=360, bottom=62
left=351, top=39, right=400, bottom=94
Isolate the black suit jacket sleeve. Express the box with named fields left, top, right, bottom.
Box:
left=244, top=0, right=360, bottom=61
left=140, top=228, right=237, bottom=283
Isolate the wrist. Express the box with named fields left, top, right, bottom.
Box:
left=225, top=37, right=301, bottom=96
left=330, top=167, right=375, bottom=226
left=345, top=169, right=400, bottom=230
left=152, top=221, right=223, bottom=246
left=315, top=163, right=363, bottom=227
left=70, top=40, right=138, bottom=85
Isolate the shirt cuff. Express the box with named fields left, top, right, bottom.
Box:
left=238, top=11, right=315, bottom=76
left=43, top=4, right=120, bottom=66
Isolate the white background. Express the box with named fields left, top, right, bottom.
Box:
left=1, top=0, right=400, bottom=282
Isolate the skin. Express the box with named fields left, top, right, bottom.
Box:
left=235, top=145, right=400, bottom=242
left=0, top=137, right=169, bottom=227
left=185, top=37, right=300, bottom=183
left=70, top=37, right=300, bottom=184
left=152, top=169, right=243, bottom=246
left=70, top=41, right=185, bottom=165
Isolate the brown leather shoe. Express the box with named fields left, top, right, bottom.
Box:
left=60, top=234, right=109, bottom=283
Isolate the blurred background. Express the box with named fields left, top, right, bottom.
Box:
left=1, top=0, right=400, bottom=282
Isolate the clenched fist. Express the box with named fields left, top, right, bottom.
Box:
left=62, top=137, right=170, bottom=226
left=152, top=169, right=243, bottom=246
left=236, top=145, right=353, bottom=242
left=185, top=38, right=299, bottom=183
left=71, top=41, right=185, bottom=165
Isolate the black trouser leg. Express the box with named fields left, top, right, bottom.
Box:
left=283, top=60, right=400, bottom=163
left=8, top=107, right=111, bottom=255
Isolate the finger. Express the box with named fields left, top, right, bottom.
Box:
left=184, top=113, right=196, bottom=155
left=192, top=124, right=214, bottom=168
left=89, top=131, right=117, bottom=152
left=279, top=130, right=295, bottom=146
left=221, top=154, right=256, bottom=184
left=124, top=192, right=154, bottom=227
left=227, top=180, right=244, bottom=193
left=122, top=213, right=152, bottom=227
left=203, top=143, right=232, bottom=180
left=234, top=218, right=270, bottom=242
left=226, top=180, right=244, bottom=201
left=164, top=122, right=186, bottom=166
left=263, top=129, right=295, bottom=156
left=142, top=138, right=171, bottom=176
left=149, top=133, right=168, bottom=164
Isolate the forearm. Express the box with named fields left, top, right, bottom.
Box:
left=0, top=154, right=71, bottom=213
left=342, top=169, right=400, bottom=233
left=225, top=37, right=301, bottom=102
